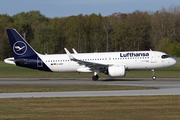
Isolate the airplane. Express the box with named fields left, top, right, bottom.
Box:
left=4, top=29, right=177, bottom=81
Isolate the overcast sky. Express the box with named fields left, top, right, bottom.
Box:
left=0, top=0, right=180, bottom=18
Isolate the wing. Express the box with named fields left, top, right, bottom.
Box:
left=64, top=48, right=110, bottom=71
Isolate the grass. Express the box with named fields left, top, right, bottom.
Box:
left=0, top=85, right=156, bottom=93
left=0, top=96, right=180, bottom=120
left=0, top=62, right=179, bottom=119
left=0, top=61, right=180, bottom=78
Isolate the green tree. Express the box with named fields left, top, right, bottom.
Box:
left=126, top=11, right=151, bottom=51
left=0, top=14, right=13, bottom=59
left=157, top=37, right=172, bottom=55
left=32, top=23, right=57, bottom=54
left=111, top=23, right=132, bottom=51
left=12, top=11, right=49, bottom=43
left=171, top=41, right=180, bottom=57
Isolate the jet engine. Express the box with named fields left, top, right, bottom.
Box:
left=108, top=65, right=126, bottom=77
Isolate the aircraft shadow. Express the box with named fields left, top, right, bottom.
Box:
left=39, top=78, right=146, bottom=81
left=100, top=78, right=145, bottom=82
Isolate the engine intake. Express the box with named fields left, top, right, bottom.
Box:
left=108, top=65, right=126, bottom=77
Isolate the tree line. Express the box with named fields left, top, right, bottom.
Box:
left=0, top=5, right=180, bottom=60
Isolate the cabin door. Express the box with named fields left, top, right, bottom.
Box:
left=151, top=53, right=156, bottom=63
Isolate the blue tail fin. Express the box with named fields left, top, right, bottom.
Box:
left=6, top=29, right=37, bottom=59
left=6, top=29, right=51, bottom=72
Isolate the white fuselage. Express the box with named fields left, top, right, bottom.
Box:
left=38, top=51, right=176, bottom=73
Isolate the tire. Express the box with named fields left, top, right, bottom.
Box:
left=92, top=75, right=99, bottom=81
left=152, top=76, right=156, bottom=80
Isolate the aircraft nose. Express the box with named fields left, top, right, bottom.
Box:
left=170, top=58, right=177, bottom=66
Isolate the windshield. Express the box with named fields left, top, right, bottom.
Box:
left=161, top=55, right=170, bottom=59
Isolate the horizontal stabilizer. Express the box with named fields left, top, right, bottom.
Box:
left=4, top=57, right=15, bottom=65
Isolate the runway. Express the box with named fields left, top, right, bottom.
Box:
left=0, top=78, right=180, bottom=98
left=0, top=78, right=180, bottom=88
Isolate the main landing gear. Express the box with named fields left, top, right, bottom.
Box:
left=92, top=75, right=99, bottom=81
left=92, top=70, right=99, bottom=81
left=152, top=69, right=156, bottom=80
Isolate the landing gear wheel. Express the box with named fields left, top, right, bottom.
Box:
left=92, top=75, right=99, bottom=81
left=151, top=69, right=156, bottom=80
left=152, top=76, right=156, bottom=80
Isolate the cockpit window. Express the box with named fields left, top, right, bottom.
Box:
left=161, top=55, right=170, bottom=59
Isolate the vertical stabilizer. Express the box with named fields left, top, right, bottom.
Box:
left=6, top=29, right=38, bottom=59
left=6, top=29, right=51, bottom=71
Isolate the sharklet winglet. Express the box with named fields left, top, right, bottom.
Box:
left=64, top=48, right=75, bottom=60
left=72, top=48, right=78, bottom=54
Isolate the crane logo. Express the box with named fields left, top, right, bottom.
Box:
left=13, top=41, right=27, bottom=55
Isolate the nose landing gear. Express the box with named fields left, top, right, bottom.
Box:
left=152, top=69, right=156, bottom=80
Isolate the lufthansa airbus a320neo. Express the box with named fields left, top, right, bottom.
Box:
left=4, top=29, right=176, bottom=81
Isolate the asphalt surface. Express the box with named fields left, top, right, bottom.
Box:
left=0, top=78, right=180, bottom=98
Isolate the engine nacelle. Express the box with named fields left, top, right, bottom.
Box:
left=108, top=65, right=126, bottom=77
